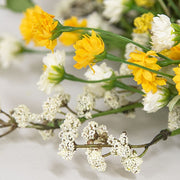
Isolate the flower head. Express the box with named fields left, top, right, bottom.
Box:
left=128, top=50, right=166, bottom=93
left=20, top=5, right=58, bottom=51
left=73, top=30, right=105, bottom=72
left=135, top=0, right=155, bottom=8
left=173, top=64, right=180, bottom=95
left=151, top=14, right=175, bottom=52
left=60, top=16, right=87, bottom=46
left=133, top=12, right=154, bottom=34
left=37, top=50, right=66, bottom=94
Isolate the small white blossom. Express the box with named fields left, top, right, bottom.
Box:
left=0, top=34, right=22, bottom=69
left=12, top=105, right=31, bottom=128
left=121, top=152, right=143, bottom=174
left=86, top=148, right=107, bottom=172
left=58, top=113, right=81, bottom=160
left=42, top=92, right=70, bottom=121
left=37, top=50, right=66, bottom=94
left=107, top=133, right=131, bottom=158
left=142, top=88, right=169, bottom=113
left=103, top=0, right=129, bottom=23
left=151, top=14, right=175, bottom=52
left=168, top=106, right=180, bottom=131
left=39, top=130, right=54, bottom=140
left=76, top=90, right=95, bottom=119
left=84, top=63, right=114, bottom=98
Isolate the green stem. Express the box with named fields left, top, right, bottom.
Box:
left=106, top=53, right=173, bottom=78
left=158, top=0, right=170, bottom=16
left=64, top=72, right=133, bottom=83
left=20, top=47, right=50, bottom=54
left=168, top=0, right=180, bottom=18
left=170, top=128, right=180, bottom=136
left=80, top=102, right=143, bottom=123
left=75, top=144, right=112, bottom=149
left=59, top=26, right=173, bottom=62
left=158, top=59, right=180, bottom=67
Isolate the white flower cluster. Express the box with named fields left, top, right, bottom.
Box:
left=121, top=151, right=143, bottom=174
left=12, top=105, right=31, bottom=128
left=168, top=106, right=180, bottom=131
left=103, top=0, right=128, bottom=23
left=104, top=90, right=129, bottom=109
left=42, top=92, right=70, bottom=121
left=58, top=113, right=81, bottom=160
left=107, top=133, right=143, bottom=174
left=84, top=62, right=114, bottom=98
left=37, top=50, right=66, bottom=95
left=142, top=88, right=169, bottom=113
left=76, top=90, right=95, bottom=119
left=38, top=129, right=54, bottom=140
left=86, top=148, right=107, bottom=172
left=0, top=34, right=22, bottom=69
left=151, top=14, right=175, bottom=52
left=82, top=121, right=108, bottom=171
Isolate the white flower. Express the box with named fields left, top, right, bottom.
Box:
left=142, top=88, right=169, bottom=113
left=0, top=34, right=22, bottom=69
left=104, top=90, right=129, bottom=109
left=86, top=148, right=107, bottom=172
left=87, top=12, right=110, bottom=31
left=119, top=63, right=132, bottom=76
left=151, top=14, right=175, bottom=52
left=76, top=90, right=95, bottom=119
left=107, top=133, right=131, bottom=158
left=132, top=32, right=149, bottom=46
left=121, top=152, right=143, bottom=174
left=84, top=62, right=114, bottom=98
left=37, top=50, right=66, bottom=94
left=12, top=105, right=31, bottom=128
left=39, top=130, right=54, bottom=140
left=103, top=0, right=128, bottom=23
left=58, top=113, right=81, bottom=160
left=168, top=106, right=180, bottom=131
left=42, top=91, right=70, bottom=121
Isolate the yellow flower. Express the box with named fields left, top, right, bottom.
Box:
left=133, top=12, right=154, bottom=34
left=167, top=43, right=180, bottom=60
left=128, top=50, right=166, bottom=93
left=173, top=64, right=180, bottom=95
left=20, top=5, right=58, bottom=51
left=60, top=16, right=87, bottom=46
left=73, top=30, right=105, bottom=71
left=135, top=0, right=155, bottom=8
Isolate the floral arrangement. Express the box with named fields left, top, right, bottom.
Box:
left=1, top=0, right=180, bottom=176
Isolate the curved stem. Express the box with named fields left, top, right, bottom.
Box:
left=106, top=53, right=173, bottom=78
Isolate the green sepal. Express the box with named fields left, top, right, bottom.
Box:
left=94, top=50, right=107, bottom=63
left=50, top=20, right=63, bottom=41
left=48, top=65, right=65, bottom=84
left=6, top=0, right=34, bottom=12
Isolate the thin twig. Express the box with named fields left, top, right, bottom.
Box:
left=0, top=125, right=17, bottom=138
left=65, top=105, right=77, bottom=115
left=102, top=152, right=111, bottom=158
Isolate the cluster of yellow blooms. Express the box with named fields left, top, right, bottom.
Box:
left=19, top=5, right=180, bottom=95
left=20, top=5, right=58, bottom=51
left=134, top=0, right=155, bottom=8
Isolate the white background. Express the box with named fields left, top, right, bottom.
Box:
left=0, top=1, right=180, bottom=180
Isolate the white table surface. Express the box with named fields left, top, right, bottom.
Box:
left=0, top=1, right=179, bottom=180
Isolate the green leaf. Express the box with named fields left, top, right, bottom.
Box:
left=6, top=0, right=34, bottom=12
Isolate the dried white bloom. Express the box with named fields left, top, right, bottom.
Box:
left=86, top=148, right=107, bottom=172
left=58, top=113, right=81, bottom=160
left=12, top=105, right=31, bottom=128
left=151, top=14, right=175, bottom=52
left=39, top=130, right=54, bottom=140
left=103, top=0, right=128, bottom=23
left=121, top=152, right=143, bottom=174
left=142, top=88, right=169, bottom=113
left=104, top=90, right=129, bottom=109
left=0, top=34, right=22, bottom=69
left=37, top=50, right=66, bottom=94
left=168, top=106, right=180, bottom=131
left=87, top=12, right=110, bottom=31
left=42, top=92, right=70, bottom=121
left=85, top=63, right=114, bottom=98
left=107, top=133, right=131, bottom=158
left=76, top=90, right=95, bottom=119
left=82, top=121, right=98, bottom=141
